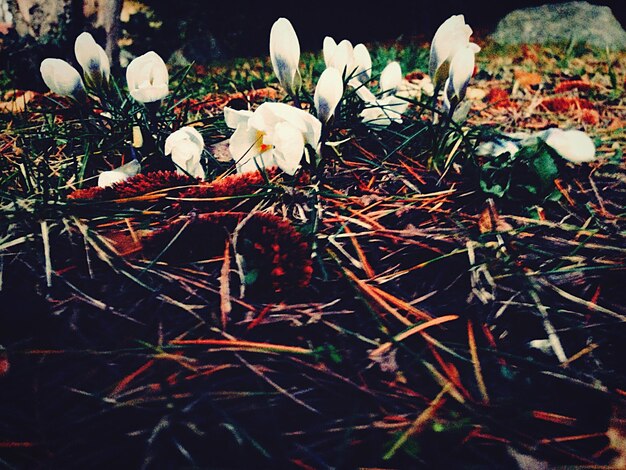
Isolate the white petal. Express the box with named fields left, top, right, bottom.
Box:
left=329, top=40, right=353, bottom=75
left=542, top=129, right=596, bottom=163
left=380, top=61, right=402, bottom=94
left=40, top=58, right=84, bottom=97
left=97, top=160, right=140, bottom=188
left=448, top=46, right=475, bottom=102
left=224, top=106, right=253, bottom=129
left=270, top=17, right=300, bottom=95
left=352, top=43, right=372, bottom=83
left=75, top=32, right=110, bottom=82
left=272, top=122, right=305, bottom=175
left=323, top=36, right=337, bottom=69
left=249, top=102, right=321, bottom=147
left=229, top=123, right=261, bottom=172
left=314, top=67, right=344, bottom=123
left=354, top=85, right=377, bottom=103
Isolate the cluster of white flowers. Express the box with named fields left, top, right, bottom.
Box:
left=41, top=15, right=597, bottom=188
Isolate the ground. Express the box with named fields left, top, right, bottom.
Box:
left=0, top=38, right=625, bottom=468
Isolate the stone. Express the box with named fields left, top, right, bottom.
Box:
left=491, top=1, right=626, bottom=49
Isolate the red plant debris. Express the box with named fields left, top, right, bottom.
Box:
left=554, top=80, right=593, bottom=94
left=540, top=97, right=595, bottom=113
left=67, top=171, right=199, bottom=201
left=174, top=87, right=278, bottom=116
left=581, top=108, right=600, bottom=125
left=144, top=211, right=313, bottom=294
left=67, top=185, right=108, bottom=201
left=485, top=88, right=515, bottom=108
left=175, top=168, right=280, bottom=211
left=175, top=168, right=311, bottom=211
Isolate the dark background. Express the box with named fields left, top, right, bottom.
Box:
left=145, top=0, right=626, bottom=59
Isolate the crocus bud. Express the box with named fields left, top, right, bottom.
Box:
left=74, top=32, right=110, bottom=87
left=541, top=128, right=596, bottom=163
left=324, top=37, right=372, bottom=84
left=429, top=14, right=479, bottom=89
left=126, top=51, right=169, bottom=103
left=165, top=126, right=205, bottom=179
left=98, top=159, right=141, bottom=188
left=40, top=58, right=85, bottom=98
left=269, top=18, right=301, bottom=97
left=445, top=45, right=475, bottom=107
left=314, top=68, right=344, bottom=124
left=352, top=43, right=372, bottom=84
left=380, top=61, right=403, bottom=95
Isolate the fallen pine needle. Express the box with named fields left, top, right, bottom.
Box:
left=170, top=339, right=313, bottom=355
left=370, top=315, right=459, bottom=357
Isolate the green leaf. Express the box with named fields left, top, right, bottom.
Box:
left=243, top=269, right=259, bottom=286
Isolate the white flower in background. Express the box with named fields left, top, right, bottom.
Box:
left=323, top=37, right=371, bottom=84
left=354, top=62, right=407, bottom=128
left=540, top=128, right=596, bottom=163
left=443, top=44, right=477, bottom=111
left=314, top=68, right=344, bottom=123
left=126, top=51, right=169, bottom=103
left=74, top=32, right=110, bottom=86
left=40, top=58, right=85, bottom=98
left=475, top=139, right=521, bottom=157
left=225, top=102, right=322, bottom=175
left=379, top=61, right=403, bottom=96
left=269, top=18, right=301, bottom=97
left=429, top=14, right=480, bottom=89
left=476, top=129, right=596, bottom=163
left=165, top=126, right=205, bottom=179
left=97, top=159, right=141, bottom=188
left=357, top=86, right=408, bottom=128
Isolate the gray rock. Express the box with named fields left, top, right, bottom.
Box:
left=491, top=1, right=626, bottom=49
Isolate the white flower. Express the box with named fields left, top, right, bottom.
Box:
left=540, top=128, right=596, bottom=163
left=40, top=58, right=85, bottom=98
left=323, top=37, right=371, bottom=84
left=444, top=45, right=476, bottom=108
left=97, top=159, right=141, bottom=188
left=225, top=102, right=322, bottom=175
left=429, top=14, right=480, bottom=88
left=126, top=51, right=169, bottom=103
left=476, top=139, right=520, bottom=157
left=164, top=126, right=205, bottom=179
left=269, top=17, right=301, bottom=96
left=74, top=32, right=110, bottom=87
left=355, top=71, right=408, bottom=128
left=379, top=61, right=403, bottom=95
left=360, top=95, right=408, bottom=128
left=314, top=67, right=344, bottom=123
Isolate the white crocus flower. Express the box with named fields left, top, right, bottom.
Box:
left=379, top=61, right=403, bottom=96
left=225, top=102, right=322, bottom=175
left=164, top=126, right=205, bottom=179
left=429, top=14, right=480, bottom=89
left=126, top=51, right=169, bottom=103
left=444, top=45, right=476, bottom=108
left=74, top=32, right=110, bottom=87
left=269, top=18, right=301, bottom=97
left=323, top=37, right=371, bottom=84
left=314, top=68, right=344, bottom=123
left=40, top=58, right=85, bottom=98
left=539, top=128, right=596, bottom=163
left=357, top=87, right=408, bottom=128
left=97, top=160, right=141, bottom=188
